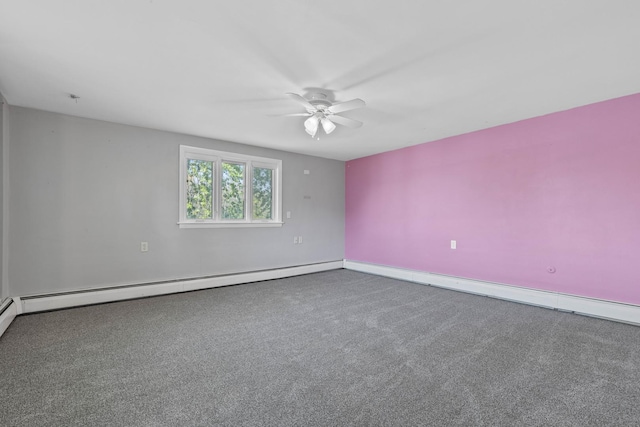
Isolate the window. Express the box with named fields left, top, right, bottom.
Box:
left=179, top=146, right=282, bottom=228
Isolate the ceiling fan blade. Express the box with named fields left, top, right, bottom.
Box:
left=320, top=117, right=337, bottom=134
left=286, top=93, right=316, bottom=111
left=327, top=98, right=365, bottom=114
left=282, top=112, right=312, bottom=117
left=327, top=114, right=363, bottom=128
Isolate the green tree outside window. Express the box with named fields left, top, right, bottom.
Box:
left=252, top=167, right=273, bottom=220
left=186, top=159, right=213, bottom=219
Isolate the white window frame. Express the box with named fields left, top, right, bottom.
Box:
left=178, top=145, right=283, bottom=228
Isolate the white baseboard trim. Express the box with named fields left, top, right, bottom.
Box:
left=19, top=261, right=344, bottom=314
left=343, top=260, right=640, bottom=326
left=0, top=298, right=18, bottom=339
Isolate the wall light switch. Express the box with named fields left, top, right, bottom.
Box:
left=141, top=242, right=149, bottom=252
left=450, top=240, right=456, bottom=250
left=286, top=211, right=291, bottom=219
left=294, top=236, right=298, bottom=244
left=304, top=170, right=310, bottom=175
left=298, top=236, right=303, bottom=244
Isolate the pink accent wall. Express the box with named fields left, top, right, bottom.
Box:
left=346, top=93, right=640, bottom=305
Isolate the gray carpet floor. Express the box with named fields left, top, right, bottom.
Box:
left=1, top=269, right=639, bottom=426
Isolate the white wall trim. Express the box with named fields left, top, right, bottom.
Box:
left=0, top=298, right=17, bottom=339
left=19, top=261, right=343, bottom=314
left=343, top=260, right=640, bottom=326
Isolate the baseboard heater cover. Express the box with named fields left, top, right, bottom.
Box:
left=18, top=261, right=344, bottom=314
left=343, top=260, right=640, bottom=327
left=0, top=298, right=18, bottom=339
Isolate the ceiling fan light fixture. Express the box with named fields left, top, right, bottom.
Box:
left=320, top=117, right=336, bottom=134
left=287, top=92, right=365, bottom=139
left=304, top=115, right=319, bottom=138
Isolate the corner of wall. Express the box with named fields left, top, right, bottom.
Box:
left=1, top=93, right=9, bottom=301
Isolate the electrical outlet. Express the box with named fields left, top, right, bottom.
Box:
left=140, top=242, right=149, bottom=252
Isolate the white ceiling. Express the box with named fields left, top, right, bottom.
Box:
left=1, top=1, right=639, bottom=161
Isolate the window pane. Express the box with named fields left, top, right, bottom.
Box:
left=252, top=167, right=273, bottom=220
left=222, top=162, right=245, bottom=219
left=186, top=159, right=213, bottom=219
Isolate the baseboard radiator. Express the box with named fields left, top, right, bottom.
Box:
left=343, top=260, right=640, bottom=327
left=3, top=260, right=637, bottom=342
left=0, top=261, right=343, bottom=340
left=0, top=298, right=18, bottom=338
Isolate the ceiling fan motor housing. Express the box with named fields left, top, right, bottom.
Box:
left=308, top=93, right=332, bottom=110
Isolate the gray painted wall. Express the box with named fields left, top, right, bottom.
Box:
left=7, top=107, right=345, bottom=297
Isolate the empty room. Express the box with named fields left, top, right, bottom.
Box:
left=1, top=1, right=639, bottom=425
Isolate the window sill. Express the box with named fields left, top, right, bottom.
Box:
left=177, top=221, right=284, bottom=229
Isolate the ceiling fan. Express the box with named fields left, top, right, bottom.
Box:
left=285, top=92, right=365, bottom=139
